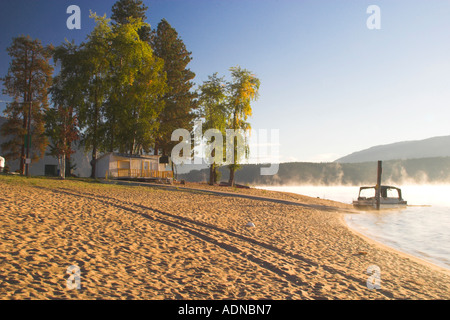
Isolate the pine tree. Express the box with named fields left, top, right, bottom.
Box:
left=151, top=19, right=197, bottom=156
left=111, top=0, right=151, bottom=42
left=1, top=35, right=54, bottom=175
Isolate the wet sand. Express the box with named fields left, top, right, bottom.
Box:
left=1, top=176, right=449, bottom=299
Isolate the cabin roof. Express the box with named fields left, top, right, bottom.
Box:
left=97, top=152, right=160, bottom=161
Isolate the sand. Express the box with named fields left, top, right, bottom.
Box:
left=0, top=176, right=449, bottom=300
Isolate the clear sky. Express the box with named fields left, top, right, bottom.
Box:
left=1, top=0, right=450, bottom=163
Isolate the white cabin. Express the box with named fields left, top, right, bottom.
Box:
left=96, top=152, right=173, bottom=180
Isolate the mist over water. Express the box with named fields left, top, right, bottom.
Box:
left=258, top=185, right=450, bottom=270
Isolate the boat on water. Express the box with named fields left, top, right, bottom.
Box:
left=353, top=185, right=407, bottom=210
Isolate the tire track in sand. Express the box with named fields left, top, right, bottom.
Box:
left=33, top=185, right=394, bottom=299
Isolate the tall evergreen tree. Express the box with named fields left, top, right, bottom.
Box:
left=151, top=19, right=197, bottom=156
left=111, top=0, right=151, bottom=42
left=1, top=35, right=53, bottom=175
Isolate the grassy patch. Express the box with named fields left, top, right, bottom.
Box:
left=0, top=175, right=100, bottom=189
left=0, top=174, right=164, bottom=194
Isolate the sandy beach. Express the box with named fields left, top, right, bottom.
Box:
left=0, top=176, right=449, bottom=300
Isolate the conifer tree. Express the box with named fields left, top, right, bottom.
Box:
left=111, top=0, right=151, bottom=42
left=151, top=19, right=197, bottom=156
left=1, top=35, right=53, bottom=175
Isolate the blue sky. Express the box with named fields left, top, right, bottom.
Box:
left=1, top=0, right=450, bottom=163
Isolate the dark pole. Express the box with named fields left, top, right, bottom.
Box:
left=25, top=100, right=32, bottom=177
left=376, top=160, right=382, bottom=210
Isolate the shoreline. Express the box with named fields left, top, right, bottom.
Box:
left=342, top=215, right=450, bottom=276
left=1, top=176, right=450, bottom=299
left=258, top=184, right=450, bottom=274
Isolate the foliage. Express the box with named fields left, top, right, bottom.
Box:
left=105, top=18, right=167, bottom=155
left=44, top=104, right=79, bottom=179
left=54, top=13, right=167, bottom=178
left=1, top=35, right=54, bottom=175
left=197, top=73, right=228, bottom=184
left=49, top=42, right=83, bottom=179
left=111, top=0, right=151, bottom=41
left=196, top=68, right=260, bottom=185
left=151, top=19, right=197, bottom=156
left=76, top=13, right=114, bottom=177
left=226, top=66, right=260, bottom=186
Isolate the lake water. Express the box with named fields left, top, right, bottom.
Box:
left=258, top=185, right=450, bottom=270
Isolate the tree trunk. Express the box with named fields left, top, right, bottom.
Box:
left=90, top=92, right=99, bottom=179
left=25, top=101, right=32, bottom=177
left=20, top=52, right=29, bottom=176
left=110, top=114, right=115, bottom=152
left=229, top=166, right=235, bottom=187
left=209, top=163, right=215, bottom=186
left=61, top=128, right=66, bottom=180
left=228, top=135, right=238, bottom=186
left=61, top=153, right=66, bottom=180
left=58, top=153, right=66, bottom=180
left=213, top=166, right=219, bottom=184
left=90, top=146, right=97, bottom=179
left=170, top=161, right=177, bottom=182
left=66, top=154, right=71, bottom=178
left=25, top=53, right=34, bottom=178
left=20, top=114, right=26, bottom=175
left=228, top=112, right=238, bottom=187
left=229, top=168, right=235, bottom=186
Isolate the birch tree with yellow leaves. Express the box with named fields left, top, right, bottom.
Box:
left=226, top=66, right=260, bottom=186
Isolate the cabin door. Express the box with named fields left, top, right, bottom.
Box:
left=142, top=161, right=151, bottom=177
left=117, top=160, right=131, bottom=177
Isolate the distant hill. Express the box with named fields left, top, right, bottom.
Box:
left=335, top=136, right=450, bottom=163
left=178, top=135, right=450, bottom=185
left=178, top=157, right=450, bottom=186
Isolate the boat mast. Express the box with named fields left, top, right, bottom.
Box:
left=376, top=160, right=382, bottom=210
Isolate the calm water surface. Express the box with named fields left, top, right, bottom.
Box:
left=258, top=185, right=450, bottom=270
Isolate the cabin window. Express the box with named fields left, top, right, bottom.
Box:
left=118, top=160, right=130, bottom=169
left=142, top=161, right=150, bottom=171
